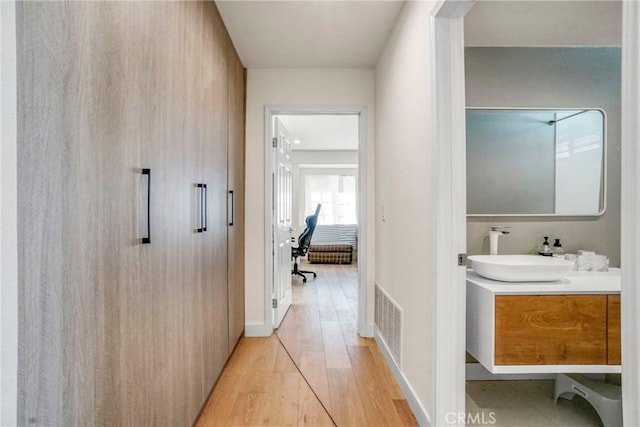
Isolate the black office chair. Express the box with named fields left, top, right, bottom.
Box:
left=292, top=204, right=321, bottom=283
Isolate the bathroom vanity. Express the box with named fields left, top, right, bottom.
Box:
left=467, top=269, right=621, bottom=374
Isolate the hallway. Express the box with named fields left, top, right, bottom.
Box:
left=196, top=263, right=418, bottom=426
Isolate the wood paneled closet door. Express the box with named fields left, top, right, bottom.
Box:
left=202, top=2, right=231, bottom=388
left=227, top=36, right=247, bottom=351
left=15, top=3, right=166, bottom=425
left=17, top=2, right=244, bottom=426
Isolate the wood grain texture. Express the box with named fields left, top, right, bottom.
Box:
left=17, top=2, right=245, bottom=425
left=346, top=345, right=410, bottom=426
left=393, top=399, right=420, bottom=427
left=495, top=295, right=607, bottom=365
left=206, top=0, right=231, bottom=386
left=607, top=294, right=621, bottom=365
left=227, top=34, right=246, bottom=351
left=196, top=263, right=418, bottom=426
left=17, top=1, right=60, bottom=420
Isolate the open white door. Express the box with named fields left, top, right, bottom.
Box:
left=272, top=118, right=293, bottom=328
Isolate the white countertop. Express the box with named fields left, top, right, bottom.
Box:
left=466, top=268, right=621, bottom=295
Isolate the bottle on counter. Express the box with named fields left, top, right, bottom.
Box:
left=539, top=236, right=553, bottom=256
left=552, top=238, right=564, bottom=256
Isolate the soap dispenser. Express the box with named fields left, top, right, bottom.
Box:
left=539, top=236, right=553, bottom=256
left=552, top=238, right=564, bottom=256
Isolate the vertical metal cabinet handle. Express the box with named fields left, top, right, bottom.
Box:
left=202, top=184, right=207, bottom=232
left=228, top=190, right=234, bottom=226
left=142, top=168, right=151, bottom=244
left=197, top=184, right=204, bottom=233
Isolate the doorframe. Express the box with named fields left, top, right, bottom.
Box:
left=271, top=118, right=295, bottom=329
left=621, top=2, right=640, bottom=425
left=264, top=105, right=369, bottom=336
left=430, top=1, right=475, bottom=425
left=1, top=1, right=19, bottom=425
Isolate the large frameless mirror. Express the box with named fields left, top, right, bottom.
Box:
left=466, top=108, right=606, bottom=216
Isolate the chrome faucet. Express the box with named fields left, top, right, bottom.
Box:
left=488, top=226, right=510, bottom=255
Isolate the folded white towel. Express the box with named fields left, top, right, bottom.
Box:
left=591, top=255, right=609, bottom=272
left=577, top=250, right=596, bottom=256
left=575, top=253, right=609, bottom=272
left=564, top=254, right=578, bottom=270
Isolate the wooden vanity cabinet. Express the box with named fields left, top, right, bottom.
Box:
left=494, top=294, right=620, bottom=366
left=607, top=294, right=621, bottom=365
left=467, top=274, right=622, bottom=374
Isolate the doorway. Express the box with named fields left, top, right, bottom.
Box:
left=264, top=106, right=369, bottom=336
left=456, top=4, right=638, bottom=426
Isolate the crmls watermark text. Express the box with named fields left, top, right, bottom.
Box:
left=445, top=411, right=497, bottom=425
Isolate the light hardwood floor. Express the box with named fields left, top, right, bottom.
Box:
left=197, top=262, right=418, bottom=426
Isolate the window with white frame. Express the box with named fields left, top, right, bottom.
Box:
left=304, top=174, right=357, bottom=225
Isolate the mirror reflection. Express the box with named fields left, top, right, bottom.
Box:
left=466, top=109, right=606, bottom=216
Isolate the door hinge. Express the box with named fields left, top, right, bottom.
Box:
left=458, top=253, right=467, bottom=266
left=272, top=298, right=278, bottom=308
left=272, top=137, right=278, bottom=148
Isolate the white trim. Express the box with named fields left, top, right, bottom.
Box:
left=264, top=106, right=370, bottom=337
left=364, top=322, right=374, bottom=338
left=430, top=1, right=475, bottom=426
left=621, top=2, right=640, bottom=425
left=0, top=1, right=18, bottom=425
left=374, top=331, right=429, bottom=426
left=244, top=323, right=271, bottom=338
left=356, top=108, right=369, bottom=337
left=263, top=107, right=273, bottom=334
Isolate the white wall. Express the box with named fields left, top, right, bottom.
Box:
left=621, top=4, right=640, bottom=424
left=244, top=69, right=375, bottom=334
left=1, top=1, right=18, bottom=425
left=375, top=1, right=437, bottom=421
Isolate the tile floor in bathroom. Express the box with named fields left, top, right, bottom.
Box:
left=466, top=380, right=603, bottom=426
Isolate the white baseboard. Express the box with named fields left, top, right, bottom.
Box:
left=374, top=330, right=430, bottom=426
left=362, top=323, right=375, bottom=338
left=244, top=323, right=271, bottom=337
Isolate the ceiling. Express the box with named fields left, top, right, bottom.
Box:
left=216, top=1, right=622, bottom=70
left=277, top=115, right=359, bottom=151
left=215, top=0, right=405, bottom=68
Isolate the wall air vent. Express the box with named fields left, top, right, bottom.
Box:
left=374, top=284, right=402, bottom=367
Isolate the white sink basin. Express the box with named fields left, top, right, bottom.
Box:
left=468, top=255, right=575, bottom=282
